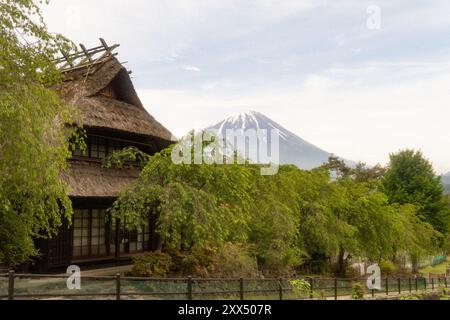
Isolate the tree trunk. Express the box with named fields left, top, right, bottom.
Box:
left=337, top=248, right=347, bottom=277
left=411, top=254, right=419, bottom=274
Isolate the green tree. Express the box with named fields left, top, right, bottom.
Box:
left=0, top=0, right=75, bottom=266
left=110, top=143, right=255, bottom=252
left=110, top=140, right=444, bottom=277
left=110, top=137, right=306, bottom=275
left=247, top=165, right=305, bottom=273
left=381, top=150, right=450, bottom=234
left=314, top=156, right=440, bottom=276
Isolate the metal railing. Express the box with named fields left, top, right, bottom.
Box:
left=0, top=271, right=448, bottom=301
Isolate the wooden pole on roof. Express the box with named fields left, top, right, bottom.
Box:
left=60, top=51, right=74, bottom=68
left=79, top=43, right=93, bottom=62
left=100, top=38, right=112, bottom=55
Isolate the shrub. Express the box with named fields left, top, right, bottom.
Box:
left=351, top=283, right=366, bottom=300
left=131, top=252, right=172, bottom=277
left=168, top=246, right=218, bottom=277
left=440, top=289, right=450, bottom=300
left=379, top=260, right=397, bottom=276
left=400, top=295, right=420, bottom=300
left=213, top=243, right=259, bottom=278
left=291, top=279, right=311, bottom=299
left=167, top=243, right=258, bottom=278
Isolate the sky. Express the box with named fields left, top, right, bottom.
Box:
left=42, top=0, right=450, bottom=173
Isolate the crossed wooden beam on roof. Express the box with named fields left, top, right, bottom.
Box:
left=54, top=38, right=120, bottom=73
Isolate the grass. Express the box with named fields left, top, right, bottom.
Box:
left=419, top=256, right=450, bottom=275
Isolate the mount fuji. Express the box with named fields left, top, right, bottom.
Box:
left=205, top=111, right=353, bottom=170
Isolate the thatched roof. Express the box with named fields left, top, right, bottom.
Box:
left=61, top=57, right=174, bottom=142
left=61, top=160, right=139, bottom=198
left=56, top=41, right=175, bottom=200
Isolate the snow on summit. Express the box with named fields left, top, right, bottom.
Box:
left=206, top=111, right=353, bottom=170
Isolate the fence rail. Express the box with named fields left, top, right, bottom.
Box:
left=0, top=271, right=448, bottom=301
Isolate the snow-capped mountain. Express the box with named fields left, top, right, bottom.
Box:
left=206, top=111, right=351, bottom=170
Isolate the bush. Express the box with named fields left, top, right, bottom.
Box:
left=380, top=260, right=397, bottom=276
left=351, top=283, right=366, bottom=300
left=258, top=245, right=303, bottom=277
left=213, top=243, right=259, bottom=278
left=440, top=289, right=450, bottom=300
left=167, top=243, right=258, bottom=278
left=168, top=246, right=218, bottom=277
left=291, top=279, right=311, bottom=299
left=400, top=295, right=420, bottom=300
left=131, top=252, right=172, bottom=277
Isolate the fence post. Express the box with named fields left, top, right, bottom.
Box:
left=187, top=276, right=193, bottom=301
left=240, top=278, right=244, bottom=301
left=8, top=270, right=15, bottom=301
left=398, top=278, right=401, bottom=295
left=445, top=277, right=448, bottom=288
left=415, top=277, right=418, bottom=292
left=408, top=278, right=412, bottom=293
left=115, top=273, right=121, bottom=301
left=424, top=278, right=427, bottom=291
left=278, top=278, right=283, bottom=301
left=431, top=278, right=434, bottom=290
left=309, top=278, right=314, bottom=299
left=334, top=278, right=338, bottom=301
left=385, top=278, right=389, bottom=296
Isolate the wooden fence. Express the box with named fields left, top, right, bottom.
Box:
left=0, top=271, right=448, bottom=300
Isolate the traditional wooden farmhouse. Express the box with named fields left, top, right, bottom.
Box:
left=33, top=40, right=174, bottom=272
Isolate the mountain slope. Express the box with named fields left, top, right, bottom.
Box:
left=206, top=111, right=352, bottom=170
left=442, top=172, right=450, bottom=194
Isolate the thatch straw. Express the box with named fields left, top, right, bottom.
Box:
left=58, top=57, right=174, bottom=199
left=61, top=160, right=139, bottom=198
left=61, top=57, right=174, bottom=142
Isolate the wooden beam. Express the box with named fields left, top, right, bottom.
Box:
left=60, top=51, right=74, bottom=67
left=56, top=39, right=121, bottom=73
left=100, top=38, right=112, bottom=54
left=79, top=43, right=93, bottom=62
left=61, top=54, right=118, bottom=73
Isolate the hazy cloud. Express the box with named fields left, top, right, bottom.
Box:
left=182, top=65, right=201, bottom=72
left=43, top=0, right=450, bottom=173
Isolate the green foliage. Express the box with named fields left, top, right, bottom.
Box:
left=213, top=243, right=258, bottom=278
left=168, top=246, right=218, bottom=277
left=247, top=165, right=306, bottom=274
left=440, top=289, right=450, bottom=300
left=298, top=169, right=405, bottom=275
left=382, top=150, right=450, bottom=234
left=351, top=283, right=366, bottom=300
left=353, top=162, right=386, bottom=183
left=291, top=279, right=311, bottom=299
left=0, top=0, right=75, bottom=266
left=379, top=260, right=397, bottom=276
left=110, top=145, right=254, bottom=250
left=112, top=140, right=445, bottom=277
left=0, top=204, right=35, bottom=264
left=400, top=295, right=420, bottom=300
left=131, top=252, right=172, bottom=277
left=0, top=0, right=74, bottom=86
left=102, top=146, right=151, bottom=169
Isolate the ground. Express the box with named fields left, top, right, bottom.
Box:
left=419, top=256, right=450, bottom=275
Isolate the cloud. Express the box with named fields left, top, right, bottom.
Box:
left=182, top=65, right=201, bottom=72
left=42, top=0, right=450, bottom=173
left=139, top=59, right=450, bottom=174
